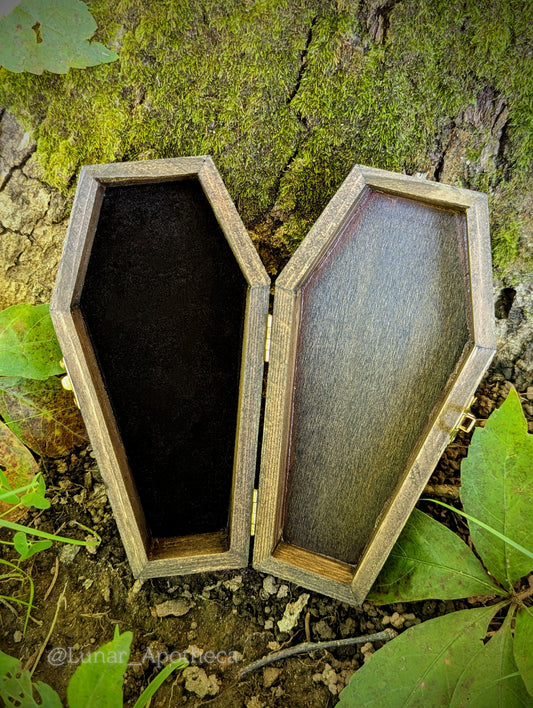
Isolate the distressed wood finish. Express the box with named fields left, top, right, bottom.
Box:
left=253, top=165, right=495, bottom=605
left=51, top=157, right=270, bottom=578
left=52, top=159, right=495, bottom=603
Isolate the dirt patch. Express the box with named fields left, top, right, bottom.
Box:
left=1, top=372, right=531, bottom=707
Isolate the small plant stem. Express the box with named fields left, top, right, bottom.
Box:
left=514, top=584, right=533, bottom=603
left=132, top=658, right=188, bottom=708
left=239, top=629, right=397, bottom=678
left=29, top=580, right=68, bottom=677
left=421, top=499, right=533, bottom=562
left=0, top=518, right=101, bottom=546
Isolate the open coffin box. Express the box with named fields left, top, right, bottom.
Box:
left=50, top=157, right=496, bottom=605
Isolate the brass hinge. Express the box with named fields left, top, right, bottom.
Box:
left=264, top=314, right=273, bottom=363
left=451, top=397, right=477, bottom=439
left=250, top=488, right=258, bottom=536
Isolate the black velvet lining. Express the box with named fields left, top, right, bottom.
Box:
left=79, top=178, right=248, bottom=539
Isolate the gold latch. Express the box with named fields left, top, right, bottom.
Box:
left=452, top=396, right=477, bottom=438
left=458, top=412, right=477, bottom=434
left=250, top=488, right=258, bottom=536
left=264, top=314, right=273, bottom=363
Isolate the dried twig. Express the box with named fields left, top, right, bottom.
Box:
left=29, top=581, right=68, bottom=676
left=304, top=611, right=311, bottom=642
left=239, top=628, right=396, bottom=678
left=44, top=556, right=59, bottom=602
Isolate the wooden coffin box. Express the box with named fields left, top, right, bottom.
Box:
left=50, top=157, right=496, bottom=605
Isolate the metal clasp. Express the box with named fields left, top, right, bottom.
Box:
left=458, top=412, right=477, bottom=433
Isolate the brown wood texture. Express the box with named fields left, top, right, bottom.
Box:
left=285, top=190, right=470, bottom=564
left=51, top=158, right=495, bottom=603
left=253, top=165, right=495, bottom=605
left=51, top=157, right=269, bottom=578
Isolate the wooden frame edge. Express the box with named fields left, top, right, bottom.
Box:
left=226, top=283, right=270, bottom=565
left=51, top=156, right=271, bottom=579
left=198, top=158, right=270, bottom=288
left=253, top=287, right=299, bottom=567
left=350, top=343, right=496, bottom=603
left=358, top=165, right=484, bottom=209
left=465, top=196, right=497, bottom=349
left=52, top=308, right=150, bottom=576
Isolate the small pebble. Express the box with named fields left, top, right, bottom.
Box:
left=262, top=576, right=278, bottom=595
left=223, top=575, right=243, bottom=592
left=263, top=666, right=281, bottom=688
left=59, top=545, right=80, bottom=565
left=13, top=630, right=22, bottom=643
left=276, top=584, right=289, bottom=599
left=360, top=642, right=375, bottom=663
left=390, top=612, right=404, bottom=629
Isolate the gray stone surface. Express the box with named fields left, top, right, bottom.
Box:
left=0, top=170, right=50, bottom=234
left=493, top=281, right=533, bottom=390
left=0, top=111, right=68, bottom=308
left=0, top=110, right=36, bottom=189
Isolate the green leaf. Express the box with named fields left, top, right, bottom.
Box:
left=20, top=474, right=50, bottom=509
left=338, top=605, right=501, bottom=707
left=368, top=509, right=503, bottom=603
left=461, top=387, right=533, bottom=588
left=0, top=419, right=39, bottom=520
left=133, top=657, right=188, bottom=708
left=0, top=376, right=88, bottom=457
left=13, top=530, right=28, bottom=556
left=451, top=609, right=532, bottom=706
left=67, top=627, right=132, bottom=708
left=13, top=531, right=52, bottom=560
left=0, top=650, right=63, bottom=707
left=0, top=303, right=63, bottom=379
left=0, top=0, right=118, bottom=75
left=515, top=607, right=533, bottom=697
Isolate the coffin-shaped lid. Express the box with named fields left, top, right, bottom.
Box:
left=50, top=158, right=495, bottom=604
left=253, top=165, right=495, bottom=603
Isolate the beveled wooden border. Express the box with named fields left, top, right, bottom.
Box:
left=51, top=157, right=270, bottom=578
left=253, top=165, right=496, bottom=605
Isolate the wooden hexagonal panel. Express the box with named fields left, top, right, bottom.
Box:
left=253, top=165, right=495, bottom=604
left=51, top=157, right=269, bottom=577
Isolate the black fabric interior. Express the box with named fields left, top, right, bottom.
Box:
left=80, top=178, right=248, bottom=539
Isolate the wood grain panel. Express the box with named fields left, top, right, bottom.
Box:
left=282, top=190, right=470, bottom=564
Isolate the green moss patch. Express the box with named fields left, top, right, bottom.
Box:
left=0, top=0, right=531, bottom=271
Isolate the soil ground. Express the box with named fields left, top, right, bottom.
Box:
left=0, top=359, right=532, bottom=708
